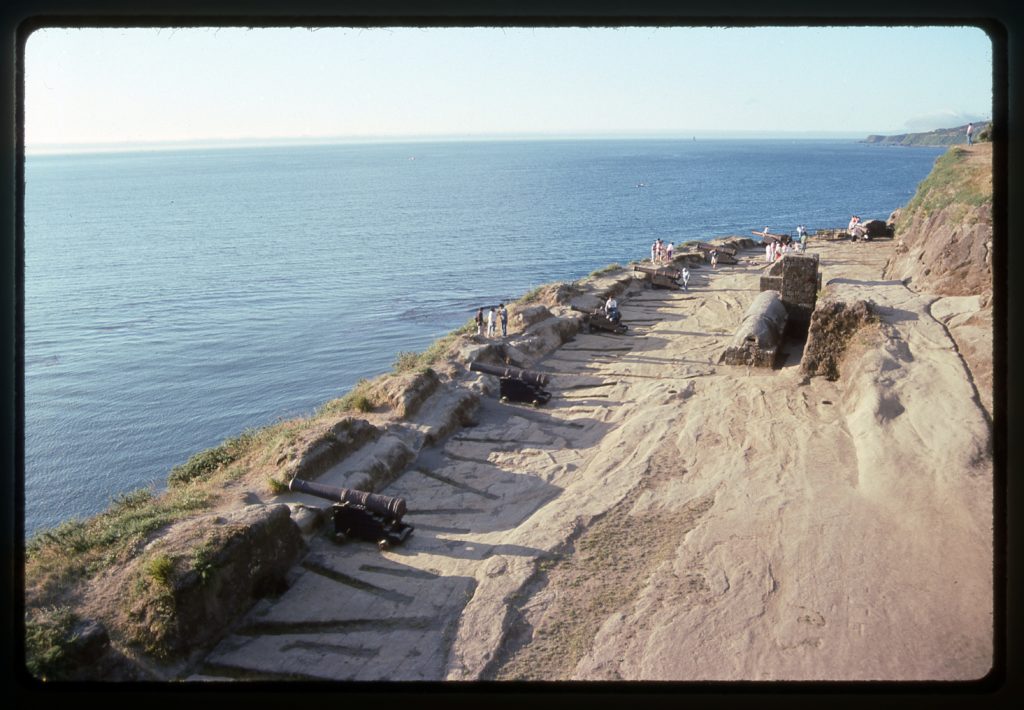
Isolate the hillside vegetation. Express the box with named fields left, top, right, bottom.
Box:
left=863, top=121, right=991, bottom=147
left=884, top=143, right=993, bottom=299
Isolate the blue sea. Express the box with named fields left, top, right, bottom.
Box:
left=22, top=138, right=945, bottom=535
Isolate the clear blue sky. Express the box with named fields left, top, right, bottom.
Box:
left=23, top=24, right=993, bottom=150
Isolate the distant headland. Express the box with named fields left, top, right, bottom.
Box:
left=862, top=121, right=991, bottom=146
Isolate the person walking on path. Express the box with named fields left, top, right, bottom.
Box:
left=475, top=307, right=485, bottom=336
left=681, top=266, right=690, bottom=292
left=967, top=122, right=974, bottom=145
left=710, top=249, right=718, bottom=269
left=498, top=303, right=508, bottom=337
left=765, top=241, right=773, bottom=263
left=487, top=306, right=496, bottom=337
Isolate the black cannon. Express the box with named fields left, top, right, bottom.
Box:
left=289, top=477, right=413, bottom=549
left=570, top=305, right=629, bottom=334
left=469, top=361, right=552, bottom=406
left=633, top=264, right=681, bottom=290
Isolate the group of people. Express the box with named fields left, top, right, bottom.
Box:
left=763, top=237, right=803, bottom=263
left=650, top=238, right=674, bottom=264
left=475, top=303, right=509, bottom=338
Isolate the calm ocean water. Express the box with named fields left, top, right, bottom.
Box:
left=22, top=138, right=945, bottom=535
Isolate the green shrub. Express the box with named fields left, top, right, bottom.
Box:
left=393, top=351, right=420, bottom=372
left=266, top=476, right=289, bottom=495
left=517, top=286, right=545, bottom=304
left=588, top=263, right=621, bottom=278
left=322, top=378, right=377, bottom=414
left=24, top=606, right=78, bottom=681
left=899, top=146, right=991, bottom=224
left=168, top=431, right=256, bottom=486
left=145, top=554, right=174, bottom=586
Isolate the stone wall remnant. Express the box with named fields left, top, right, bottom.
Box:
left=759, top=253, right=822, bottom=331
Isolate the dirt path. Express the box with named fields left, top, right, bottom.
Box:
left=193, top=239, right=992, bottom=682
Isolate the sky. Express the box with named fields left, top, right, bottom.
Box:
left=23, top=24, right=994, bottom=151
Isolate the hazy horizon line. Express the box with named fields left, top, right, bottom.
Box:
left=27, top=128, right=907, bottom=156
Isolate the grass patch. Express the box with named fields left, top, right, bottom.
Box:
left=393, top=351, right=421, bottom=373
left=24, top=605, right=79, bottom=681
left=588, top=263, right=622, bottom=278
left=516, top=285, right=545, bottom=305
left=168, top=430, right=258, bottom=487
left=145, top=554, right=174, bottom=587
left=266, top=475, right=290, bottom=495
left=25, top=483, right=212, bottom=607
left=320, top=378, right=378, bottom=415
left=897, top=146, right=992, bottom=228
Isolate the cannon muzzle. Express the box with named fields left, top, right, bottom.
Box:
left=289, top=478, right=407, bottom=519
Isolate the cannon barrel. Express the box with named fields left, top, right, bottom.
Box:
left=633, top=264, right=681, bottom=277
left=289, top=478, right=407, bottom=519
left=469, top=360, right=548, bottom=388
left=696, top=242, right=739, bottom=255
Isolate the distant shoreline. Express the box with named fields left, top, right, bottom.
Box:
left=25, top=132, right=876, bottom=157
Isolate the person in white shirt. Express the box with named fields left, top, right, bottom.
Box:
left=605, top=296, right=620, bottom=322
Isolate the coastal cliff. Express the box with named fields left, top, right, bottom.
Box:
left=863, top=121, right=991, bottom=147
left=23, top=146, right=995, bottom=683
left=883, top=142, right=994, bottom=420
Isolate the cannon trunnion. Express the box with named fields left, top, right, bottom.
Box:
left=469, top=361, right=553, bottom=406
left=289, top=477, right=413, bottom=550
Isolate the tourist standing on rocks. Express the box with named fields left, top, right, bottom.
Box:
left=967, top=122, right=974, bottom=145
left=475, top=307, right=484, bottom=336
left=651, top=239, right=658, bottom=263
left=681, top=266, right=690, bottom=292
left=487, top=307, right=496, bottom=337
left=710, top=249, right=718, bottom=269
left=665, top=241, right=674, bottom=262
left=498, top=303, right=508, bottom=337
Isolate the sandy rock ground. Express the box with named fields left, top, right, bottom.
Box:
left=192, top=238, right=993, bottom=682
